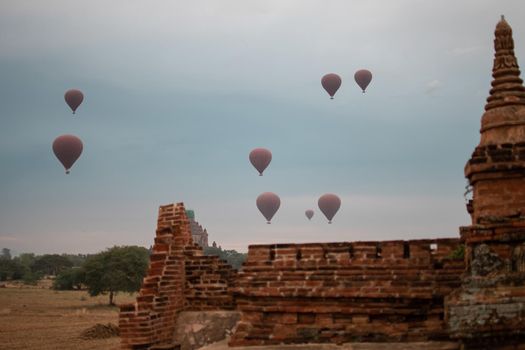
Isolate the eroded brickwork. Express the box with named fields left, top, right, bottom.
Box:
left=119, top=203, right=236, bottom=350
left=184, top=243, right=236, bottom=310
left=229, top=239, right=463, bottom=346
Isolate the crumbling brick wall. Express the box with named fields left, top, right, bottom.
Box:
left=119, top=203, right=236, bottom=350
left=229, top=239, right=464, bottom=346
left=184, top=243, right=236, bottom=310
left=119, top=203, right=463, bottom=349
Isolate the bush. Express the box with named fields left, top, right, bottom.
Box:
left=448, top=245, right=465, bottom=259
left=22, top=271, right=41, bottom=285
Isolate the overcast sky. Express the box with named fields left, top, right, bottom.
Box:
left=1, top=1, right=524, bottom=254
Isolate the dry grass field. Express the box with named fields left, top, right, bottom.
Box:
left=0, top=285, right=135, bottom=350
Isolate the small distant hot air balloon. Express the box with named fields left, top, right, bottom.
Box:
left=305, top=209, right=314, bottom=220
left=354, top=70, right=372, bottom=93
left=64, top=89, right=84, bottom=114
left=52, top=135, right=83, bottom=174
left=318, top=194, right=341, bottom=224
left=321, top=73, right=342, bottom=99
left=249, top=148, right=272, bottom=176
left=256, top=192, right=281, bottom=224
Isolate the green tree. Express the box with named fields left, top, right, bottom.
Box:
left=15, top=253, right=37, bottom=282
left=62, top=254, right=90, bottom=267
left=0, top=250, right=27, bottom=281
left=31, top=254, right=73, bottom=276
left=10, top=259, right=27, bottom=280
left=17, top=253, right=35, bottom=269
left=1, top=248, right=11, bottom=260
left=0, top=258, right=14, bottom=281
left=83, top=246, right=149, bottom=305
left=53, top=267, right=86, bottom=290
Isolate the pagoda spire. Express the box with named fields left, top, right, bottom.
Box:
left=485, top=15, right=525, bottom=110
left=447, top=17, right=525, bottom=349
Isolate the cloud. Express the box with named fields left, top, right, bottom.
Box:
left=0, top=235, right=20, bottom=242
left=449, top=45, right=486, bottom=56
left=1, top=0, right=506, bottom=256
left=425, top=79, right=442, bottom=94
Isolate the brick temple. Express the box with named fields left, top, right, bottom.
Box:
left=119, top=16, right=525, bottom=350
left=186, top=210, right=209, bottom=248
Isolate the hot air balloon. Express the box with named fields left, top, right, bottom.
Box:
left=249, top=148, right=272, bottom=176
left=321, top=73, right=342, bottom=99
left=64, top=89, right=84, bottom=114
left=354, top=70, right=372, bottom=93
left=318, top=194, right=341, bottom=224
left=305, top=209, right=314, bottom=220
left=52, top=135, right=83, bottom=174
left=256, top=192, right=281, bottom=224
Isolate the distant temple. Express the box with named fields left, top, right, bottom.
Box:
left=185, top=210, right=209, bottom=248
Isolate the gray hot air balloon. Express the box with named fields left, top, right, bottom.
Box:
left=256, top=192, right=281, bottom=224
left=305, top=209, right=314, bottom=220
left=52, top=134, right=83, bottom=174
left=318, top=194, right=341, bottom=224
left=321, top=73, right=342, bottom=99
left=354, top=69, right=372, bottom=93
left=64, top=89, right=84, bottom=114
left=249, top=148, right=272, bottom=176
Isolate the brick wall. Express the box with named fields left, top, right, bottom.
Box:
left=121, top=204, right=464, bottom=349
left=466, top=143, right=525, bottom=223
left=229, top=239, right=464, bottom=346
left=119, top=203, right=236, bottom=350
left=184, top=243, right=236, bottom=310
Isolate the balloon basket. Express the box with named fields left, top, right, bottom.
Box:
left=267, top=221, right=271, bottom=224
left=66, top=170, right=70, bottom=175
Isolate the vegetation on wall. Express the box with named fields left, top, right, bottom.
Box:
left=448, top=244, right=465, bottom=259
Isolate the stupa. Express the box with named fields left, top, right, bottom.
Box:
left=446, top=15, right=525, bottom=349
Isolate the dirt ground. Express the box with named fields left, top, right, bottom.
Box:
left=0, top=286, right=135, bottom=350
left=201, top=339, right=459, bottom=350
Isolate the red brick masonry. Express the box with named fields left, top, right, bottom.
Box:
left=229, top=240, right=463, bottom=346
left=119, top=203, right=236, bottom=350
left=119, top=204, right=463, bottom=349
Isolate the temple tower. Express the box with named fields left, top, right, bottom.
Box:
left=446, top=16, right=525, bottom=349
left=186, top=209, right=209, bottom=248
